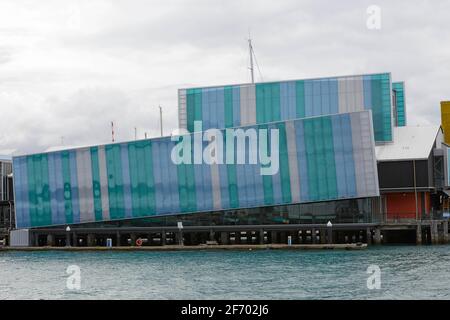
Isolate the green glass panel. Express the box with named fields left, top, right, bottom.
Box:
left=264, top=85, right=271, bottom=122
left=322, top=117, right=338, bottom=199
left=106, top=144, right=125, bottom=220
left=40, top=154, right=51, bottom=226
left=296, top=80, right=305, bottom=118
left=61, top=151, right=73, bottom=224
left=194, top=88, right=202, bottom=131
left=186, top=88, right=195, bottom=132
left=27, top=154, right=52, bottom=227
left=256, top=83, right=281, bottom=124
left=27, top=156, right=37, bottom=227
left=227, top=163, right=239, bottom=208
left=90, top=147, right=103, bottom=221
left=271, top=83, right=281, bottom=122
left=256, top=84, right=265, bottom=123
left=128, top=142, right=141, bottom=216
left=224, top=86, right=234, bottom=128
left=142, top=140, right=156, bottom=216
left=128, top=141, right=155, bottom=217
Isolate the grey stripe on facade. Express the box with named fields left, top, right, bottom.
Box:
left=285, top=121, right=301, bottom=203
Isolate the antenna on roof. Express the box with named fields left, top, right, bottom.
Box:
left=248, top=34, right=255, bottom=84
left=159, top=105, right=163, bottom=137
left=247, top=30, right=263, bottom=83
left=111, top=121, right=115, bottom=142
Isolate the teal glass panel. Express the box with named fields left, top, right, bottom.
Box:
left=105, top=144, right=125, bottom=220
left=393, top=82, right=406, bottom=126
left=61, top=151, right=73, bottom=224
left=90, top=147, right=103, bottom=221
left=224, top=86, right=234, bottom=128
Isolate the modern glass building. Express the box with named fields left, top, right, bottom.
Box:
left=13, top=111, right=379, bottom=229
left=20, top=71, right=448, bottom=237
left=178, top=73, right=393, bottom=142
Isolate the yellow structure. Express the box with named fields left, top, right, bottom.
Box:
left=441, top=101, right=450, bottom=144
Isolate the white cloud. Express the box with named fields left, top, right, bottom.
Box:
left=1, top=0, right=450, bottom=155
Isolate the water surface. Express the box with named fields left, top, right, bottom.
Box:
left=0, top=245, right=449, bottom=299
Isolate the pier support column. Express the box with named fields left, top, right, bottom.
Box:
left=416, top=222, right=422, bottom=245
left=221, top=232, right=228, bottom=245
left=65, top=233, right=71, bottom=247
left=87, top=234, right=95, bottom=247
left=374, top=228, right=381, bottom=245
left=46, top=234, right=54, bottom=247
left=327, top=228, right=333, bottom=244
left=259, top=229, right=265, bottom=245
left=161, top=231, right=166, bottom=246
left=271, top=231, right=277, bottom=244
left=147, top=234, right=153, bottom=246
left=311, top=228, right=316, bottom=244
left=209, top=229, right=215, bottom=242
left=116, top=232, right=121, bottom=247
left=431, top=221, right=439, bottom=245
left=443, top=221, right=449, bottom=244
left=366, top=228, right=372, bottom=246
left=280, top=232, right=287, bottom=244
left=34, top=233, right=40, bottom=247
left=72, top=233, right=77, bottom=247
left=130, top=233, right=136, bottom=246
left=320, top=230, right=326, bottom=244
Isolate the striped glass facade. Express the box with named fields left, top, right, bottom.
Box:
left=13, top=111, right=379, bottom=228
left=179, top=73, right=393, bottom=142
left=393, top=82, right=406, bottom=126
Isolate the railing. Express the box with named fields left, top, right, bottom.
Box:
left=386, top=210, right=449, bottom=223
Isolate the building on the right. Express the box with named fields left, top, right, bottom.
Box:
left=375, top=125, right=446, bottom=222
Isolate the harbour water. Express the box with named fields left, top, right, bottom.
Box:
left=1, top=245, right=449, bottom=300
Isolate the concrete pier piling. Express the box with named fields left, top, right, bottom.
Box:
left=366, top=228, right=372, bottom=245
left=47, top=234, right=54, bottom=247
left=416, top=222, right=422, bottom=245
left=130, top=233, right=136, bottom=246
left=320, top=230, right=326, bottom=244
left=221, top=232, right=228, bottom=245
left=161, top=231, right=166, bottom=246
left=430, top=221, right=439, bottom=245
left=444, top=221, right=449, bottom=244
left=271, top=231, right=277, bottom=244
left=374, top=228, right=381, bottom=245
left=87, top=234, right=95, bottom=247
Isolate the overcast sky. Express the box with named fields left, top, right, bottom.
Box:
left=1, top=0, right=449, bottom=155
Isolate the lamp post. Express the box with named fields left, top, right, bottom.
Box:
left=65, top=226, right=71, bottom=247
left=177, top=221, right=184, bottom=246
left=327, top=221, right=333, bottom=244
